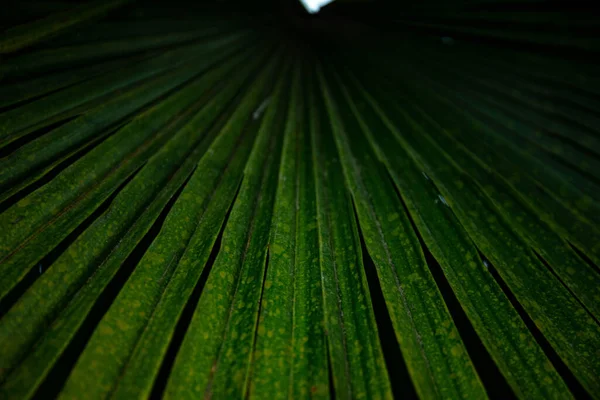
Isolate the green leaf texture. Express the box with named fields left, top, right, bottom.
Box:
left=1, top=1, right=599, bottom=399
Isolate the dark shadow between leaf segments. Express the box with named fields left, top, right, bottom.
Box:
left=326, top=340, right=337, bottom=400
left=568, top=241, right=600, bottom=276
left=477, top=251, right=592, bottom=400
left=0, top=124, right=117, bottom=214
left=31, top=168, right=193, bottom=400
left=150, top=176, right=243, bottom=399
left=0, top=165, right=143, bottom=320
left=383, top=168, right=516, bottom=400
left=350, top=197, right=418, bottom=400
left=0, top=115, right=78, bottom=159
left=533, top=250, right=599, bottom=326
left=546, top=151, right=600, bottom=188
left=244, top=248, right=272, bottom=400
left=0, top=86, right=73, bottom=115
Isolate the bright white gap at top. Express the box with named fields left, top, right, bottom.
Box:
left=300, top=0, right=335, bottom=13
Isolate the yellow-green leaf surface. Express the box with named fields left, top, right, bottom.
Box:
left=0, top=44, right=268, bottom=398
left=336, top=68, right=571, bottom=399
left=318, top=63, right=486, bottom=400
left=1, top=1, right=599, bottom=399
left=309, top=71, right=392, bottom=400
left=165, top=54, right=290, bottom=400
left=57, top=50, right=279, bottom=400
left=250, top=60, right=329, bottom=399
left=336, top=59, right=600, bottom=395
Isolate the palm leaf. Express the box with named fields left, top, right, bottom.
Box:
left=335, top=69, right=571, bottom=399
left=310, top=67, right=392, bottom=399
left=0, top=0, right=132, bottom=54
left=1, top=1, right=599, bottom=399
left=166, top=53, right=288, bottom=400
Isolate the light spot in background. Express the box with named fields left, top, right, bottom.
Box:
left=300, top=0, right=335, bottom=13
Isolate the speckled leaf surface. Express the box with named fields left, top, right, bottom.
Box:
left=1, top=2, right=599, bottom=399
left=0, top=44, right=267, bottom=398
left=318, top=63, right=486, bottom=400
left=309, top=70, right=392, bottom=400
left=250, top=61, right=329, bottom=399
left=165, top=55, right=290, bottom=400
left=337, top=69, right=572, bottom=399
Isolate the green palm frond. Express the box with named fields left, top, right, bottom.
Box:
left=1, top=1, right=599, bottom=399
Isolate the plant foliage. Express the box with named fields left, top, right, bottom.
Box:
left=0, top=1, right=599, bottom=399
